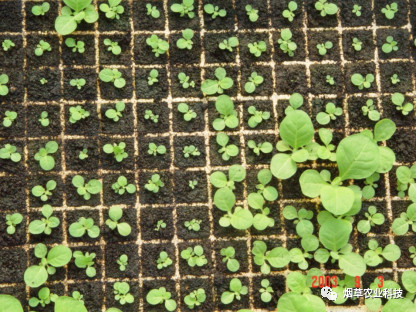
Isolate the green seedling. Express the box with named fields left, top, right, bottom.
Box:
left=245, top=5, right=259, bottom=22
left=392, top=203, right=416, bottom=235
left=210, top=164, right=246, bottom=191
left=0, top=144, right=21, bottom=162
left=29, top=204, right=59, bottom=235
left=155, top=220, right=166, bottom=231
left=100, top=0, right=124, bottom=19
left=65, top=38, right=85, bottom=53
left=69, top=217, right=100, bottom=238
left=391, top=92, right=414, bottom=115
left=352, top=4, right=362, bottom=16
left=184, top=219, right=201, bottom=231
left=316, top=102, right=342, bottom=125
left=352, top=37, right=362, bottom=51
left=29, top=287, right=57, bottom=308
left=55, top=0, right=98, bottom=35
left=73, top=251, right=96, bottom=277
left=177, top=28, right=194, bottom=50
left=362, top=99, right=380, bottom=121
left=79, top=148, right=88, bottom=160
left=54, top=296, right=87, bottom=312
left=157, top=251, right=173, bottom=269
left=244, top=72, right=264, bottom=93
left=351, top=73, right=374, bottom=90
left=315, top=0, right=338, bottom=16
left=216, top=132, right=239, bottom=161
left=103, top=142, right=128, bottom=162
left=5, top=213, right=23, bottom=235
left=148, top=69, right=159, bottom=85
left=117, top=254, right=128, bottom=271
left=382, top=36, right=398, bottom=53
left=106, top=206, right=132, bottom=236
left=212, top=95, right=238, bottom=130
left=2, top=39, right=15, bottom=51
left=381, top=2, right=398, bottom=19
left=283, top=205, right=314, bottom=238
left=248, top=41, right=267, bottom=57
left=69, top=105, right=90, bottom=123
left=396, top=165, right=416, bottom=200
left=145, top=109, right=159, bottom=123
left=104, top=38, right=121, bottom=55
left=99, top=68, right=126, bottom=88
left=146, top=287, right=177, bottom=311
left=34, top=141, right=58, bottom=171
left=255, top=169, right=278, bottom=201
left=248, top=105, right=270, bottom=128
left=247, top=140, right=273, bottom=156
left=113, top=282, right=134, bottom=305
left=391, top=73, right=400, bottom=84
left=409, top=247, right=416, bottom=266
left=146, top=34, right=169, bottom=57
left=221, top=278, right=248, bottom=304
left=204, top=4, right=226, bottom=19
left=219, top=36, right=239, bottom=52
left=317, top=41, right=333, bottom=55
left=39, top=111, right=49, bottom=127
left=201, top=67, right=233, bottom=95
left=183, top=145, right=200, bottom=158
left=362, top=173, right=380, bottom=199
left=2, top=110, right=17, bottom=127
left=146, top=3, right=160, bottom=18
left=357, top=206, right=385, bottom=234
left=220, top=246, right=240, bottom=272
left=105, top=101, right=125, bottom=122
left=178, top=72, right=195, bottom=89
left=0, top=73, right=9, bottom=96
left=188, top=180, right=198, bottom=190
left=35, top=40, right=51, bottom=56
left=364, top=239, right=401, bottom=267
left=40, top=77, right=48, bottom=84
left=145, top=174, right=164, bottom=193
left=283, top=1, right=298, bottom=21
left=278, top=29, right=297, bottom=57
left=178, top=103, right=196, bottom=121
left=72, top=175, right=102, bottom=200
left=253, top=240, right=291, bottom=274
left=171, top=0, right=195, bottom=18
left=184, top=288, right=206, bottom=309
left=248, top=192, right=275, bottom=231
left=148, top=143, right=167, bottom=156
left=259, top=279, right=274, bottom=303
left=32, top=2, right=50, bottom=15
left=326, top=75, right=335, bottom=85
left=181, top=245, right=208, bottom=267
left=70, top=78, right=86, bottom=90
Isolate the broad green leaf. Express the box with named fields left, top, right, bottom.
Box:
left=55, top=15, right=77, bottom=35
left=64, top=0, right=92, bottom=12
left=377, top=146, right=395, bottom=173
left=383, top=298, right=416, bottom=312
left=47, top=245, right=72, bottom=267
left=286, top=272, right=306, bottom=293
left=279, top=110, right=314, bottom=149
left=0, top=294, right=24, bottom=312
left=267, top=247, right=290, bottom=268
left=24, top=265, right=48, bottom=288
left=382, top=244, right=401, bottom=261
left=54, top=296, right=87, bottom=312
left=214, top=188, right=235, bottom=212
left=230, top=208, right=253, bottom=230
left=339, top=253, right=366, bottom=276
left=270, top=153, right=297, bottom=180
left=402, top=271, right=416, bottom=293
left=392, top=218, right=409, bottom=235
left=277, top=293, right=326, bottom=312
left=320, top=185, right=355, bottom=215
left=374, top=119, right=396, bottom=141
left=299, top=169, right=328, bottom=198
left=319, top=218, right=352, bottom=251
left=229, top=164, right=246, bottom=182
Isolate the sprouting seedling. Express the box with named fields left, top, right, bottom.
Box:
left=24, top=243, right=72, bottom=288
left=38, top=111, right=49, bottom=127
left=148, top=143, right=167, bottom=156
left=54, top=0, right=99, bottom=35
left=362, top=99, right=380, bottom=121
left=145, top=109, right=159, bottom=123
left=248, top=192, right=275, bottom=231
left=28, top=204, right=59, bottom=235
left=146, top=3, right=160, bottom=18
left=381, top=2, right=398, bottom=20
left=364, top=239, right=401, bottom=267
left=70, top=78, right=86, bottom=90
left=204, top=4, right=226, bottom=19
left=100, top=0, right=124, bottom=19
left=69, top=216, right=100, bottom=238
left=316, top=41, right=333, bottom=55
left=99, top=68, right=126, bottom=88
left=409, top=247, right=416, bottom=266
left=177, top=28, right=194, bottom=50
left=362, top=172, right=380, bottom=200
left=352, top=4, right=362, bottom=16
left=106, top=206, right=132, bottom=236
left=212, top=95, right=239, bottom=131
left=184, top=218, right=201, bottom=231
left=72, top=175, right=102, bottom=200
left=221, top=278, right=248, bottom=305
left=117, top=254, right=128, bottom=271
left=73, top=251, right=96, bottom=277
left=216, top=132, right=239, bottom=161
left=156, top=251, right=172, bottom=269
left=259, top=279, right=274, bottom=303
left=252, top=240, right=290, bottom=274
left=155, top=220, right=166, bottom=231
left=392, top=203, right=416, bottom=235
left=282, top=205, right=314, bottom=237
left=248, top=105, right=270, bottom=128
left=244, top=72, right=264, bottom=94
left=2, top=110, right=17, bottom=127
left=184, top=289, right=206, bottom=309
left=315, top=0, right=338, bottom=16
left=145, top=174, right=164, bottom=193
left=181, top=245, right=208, bottom=267
left=326, top=75, right=335, bottom=85
left=28, top=287, right=58, bottom=308
left=5, top=213, right=23, bottom=235
left=188, top=180, right=198, bottom=190
left=34, top=141, right=58, bottom=171
left=391, top=73, right=400, bottom=84
left=316, top=128, right=336, bottom=161
left=278, top=29, right=297, bottom=57
left=352, top=37, right=362, bottom=51
left=171, top=0, right=195, bottom=18
left=351, top=73, right=374, bottom=90
left=245, top=4, right=259, bottom=22
left=104, top=38, right=121, bottom=55
left=34, top=40, right=51, bottom=56
left=32, top=2, right=50, bottom=16
left=247, top=140, right=273, bottom=156
left=219, top=37, right=239, bottom=52
left=255, top=169, right=278, bottom=201
left=210, top=164, right=246, bottom=191
left=146, top=34, right=169, bottom=57
left=316, top=102, right=342, bottom=125
left=283, top=1, right=298, bottom=21
left=178, top=103, right=197, bottom=121
left=40, top=77, right=48, bottom=85
left=65, top=38, right=85, bottom=53
left=2, top=39, right=15, bottom=51
left=146, top=287, right=177, bottom=311
left=105, top=101, right=125, bottom=122
left=201, top=67, right=234, bottom=95
left=103, top=142, right=128, bottom=162
left=69, top=105, right=90, bottom=123
left=382, top=36, right=398, bottom=53
left=0, top=73, right=9, bottom=96
left=183, top=145, right=200, bottom=158
left=113, top=282, right=134, bottom=305
left=0, top=144, right=21, bottom=162
left=220, top=246, right=240, bottom=272
left=178, top=72, right=195, bottom=89
left=248, top=41, right=267, bottom=57
left=357, top=205, right=385, bottom=234
left=148, top=69, right=159, bottom=85
left=391, top=92, right=414, bottom=115
left=79, top=148, right=88, bottom=160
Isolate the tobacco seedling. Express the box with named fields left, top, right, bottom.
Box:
left=326, top=75, right=335, bottom=85
left=210, top=164, right=246, bottom=191
left=148, top=69, right=159, bottom=85
left=252, top=240, right=290, bottom=274
left=362, top=99, right=380, bottom=121
left=409, top=247, right=416, bottom=266
left=392, top=203, right=416, bottom=235
left=100, top=0, right=124, bottom=19
left=183, top=145, right=200, bottom=158
left=39, top=111, right=49, bottom=127
left=248, top=41, right=267, bottom=57
left=364, top=239, right=401, bottom=267
left=69, top=105, right=90, bottom=123
left=34, top=40, right=51, bottom=56
left=72, top=175, right=102, bottom=200
left=177, top=29, right=194, bottom=50
left=248, top=192, right=275, bottom=230
left=391, top=73, right=400, bottom=84
left=73, top=251, right=96, bottom=277
left=184, top=219, right=201, bottom=231
left=181, top=245, right=208, bottom=267
left=40, top=77, right=48, bottom=84
left=55, top=0, right=99, bottom=35
left=245, top=5, right=259, bottom=22
left=146, top=34, right=169, bottom=57
left=382, top=36, right=398, bottom=53
left=2, top=39, right=15, bottom=51
left=315, top=0, right=338, bottom=16
left=178, top=103, right=196, bottom=121
left=0, top=144, right=21, bottom=162
left=79, top=148, right=88, bottom=160
left=381, top=2, right=398, bottom=20
left=213, top=95, right=238, bottom=130
left=352, top=4, right=362, bottom=16
left=220, top=246, right=240, bottom=272
left=146, top=3, right=160, bottom=18
left=362, top=173, right=380, bottom=199
left=244, top=72, right=263, bottom=94
left=247, top=140, right=273, bottom=156
left=5, top=213, right=23, bottom=235
left=247, top=106, right=270, bottom=128
left=283, top=205, right=314, bottom=238
left=103, top=142, right=128, bottom=162
left=204, top=4, right=226, bottom=19
left=391, top=92, right=414, bottom=115
left=145, top=109, right=159, bottom=123
left=316, top=102, right=342, bottom=125
left=396, top=165, right=416, bottom=200
left=278, top=29, right=297, bottom=57
left=255, top=169, right=278, bottom=201
left=148, top=143, right=167, bottom=156
left=184, top=288, right=206, bottom=309
left=0, top=73, right=9, bottom=96
left=216, top=132, right=239, bottom=161
left=99, top=68, right=126, bottom=88
left=113, top=282, right=134, bottom=305
left=104, top=38, right=121, bottom=55
left=201, top=67, right=233, bottom=95
left=65, top=38, right=85, bottom=53
left=106, top=206, right=132, bottom=236
left=146, top=288, right=177, bottom=311
left=357, top=206, right=385, bottom=234
left=29, top=204, right=59, bottom=235
left=24, top=243, right=72, bottom=288
left=317, top=41, right=333, bottom=55
left=34, top=141, right=58, bottom=171
left=178, top=72, right=195, bottom=89
left=32, top=2, right=50, bottom=16
left=2, top=110, right=17, bottom=127
left=188, top=179, right=198, bottom=190
left=283, top=1, right=298, bottom=22
left=28, top=287, right=57, bottom=308
left=221, top=278, right=248, bottom=304
left=352, top=37, right=362, bottom=51
left=145, top=174, right=164, bottom=193
left=219, top=37, right=239, bottom=52
left=117, top=254, right=128, bottom=271
left=70, top=78, right=86, bottom=90
left=157, top=251, right=173, bottom=269
left=351, top=73, right=375, bottom=90
left=155, top=220, right=166, bottom=231
left=171, top=0, right=195, bottom=18
left=105, top=101, right=125, bottom=122
left=69, top=217, right=100, bottom=238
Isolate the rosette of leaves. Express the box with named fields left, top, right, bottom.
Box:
left=31, top=179, right=57, bottom=201
left=55, top=0, right=99, bottom=35
left=363, top=239, right=401, bottom=267
left=34, top=141, right=58, bottom=171
left=72, top=175, right=102, bottom=200
left=212, top=95, right=239, bottom=131
left=247, top=193, right=275, bottom=231
left=146, top=288, right=177, bottom=311
left=100, top=0, right=124, bottom=19
left=252, top=240, right=290, bottom=274
left=201, top=67, right=233, bottom=95
left=28, top=204, right=60, bottom=235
